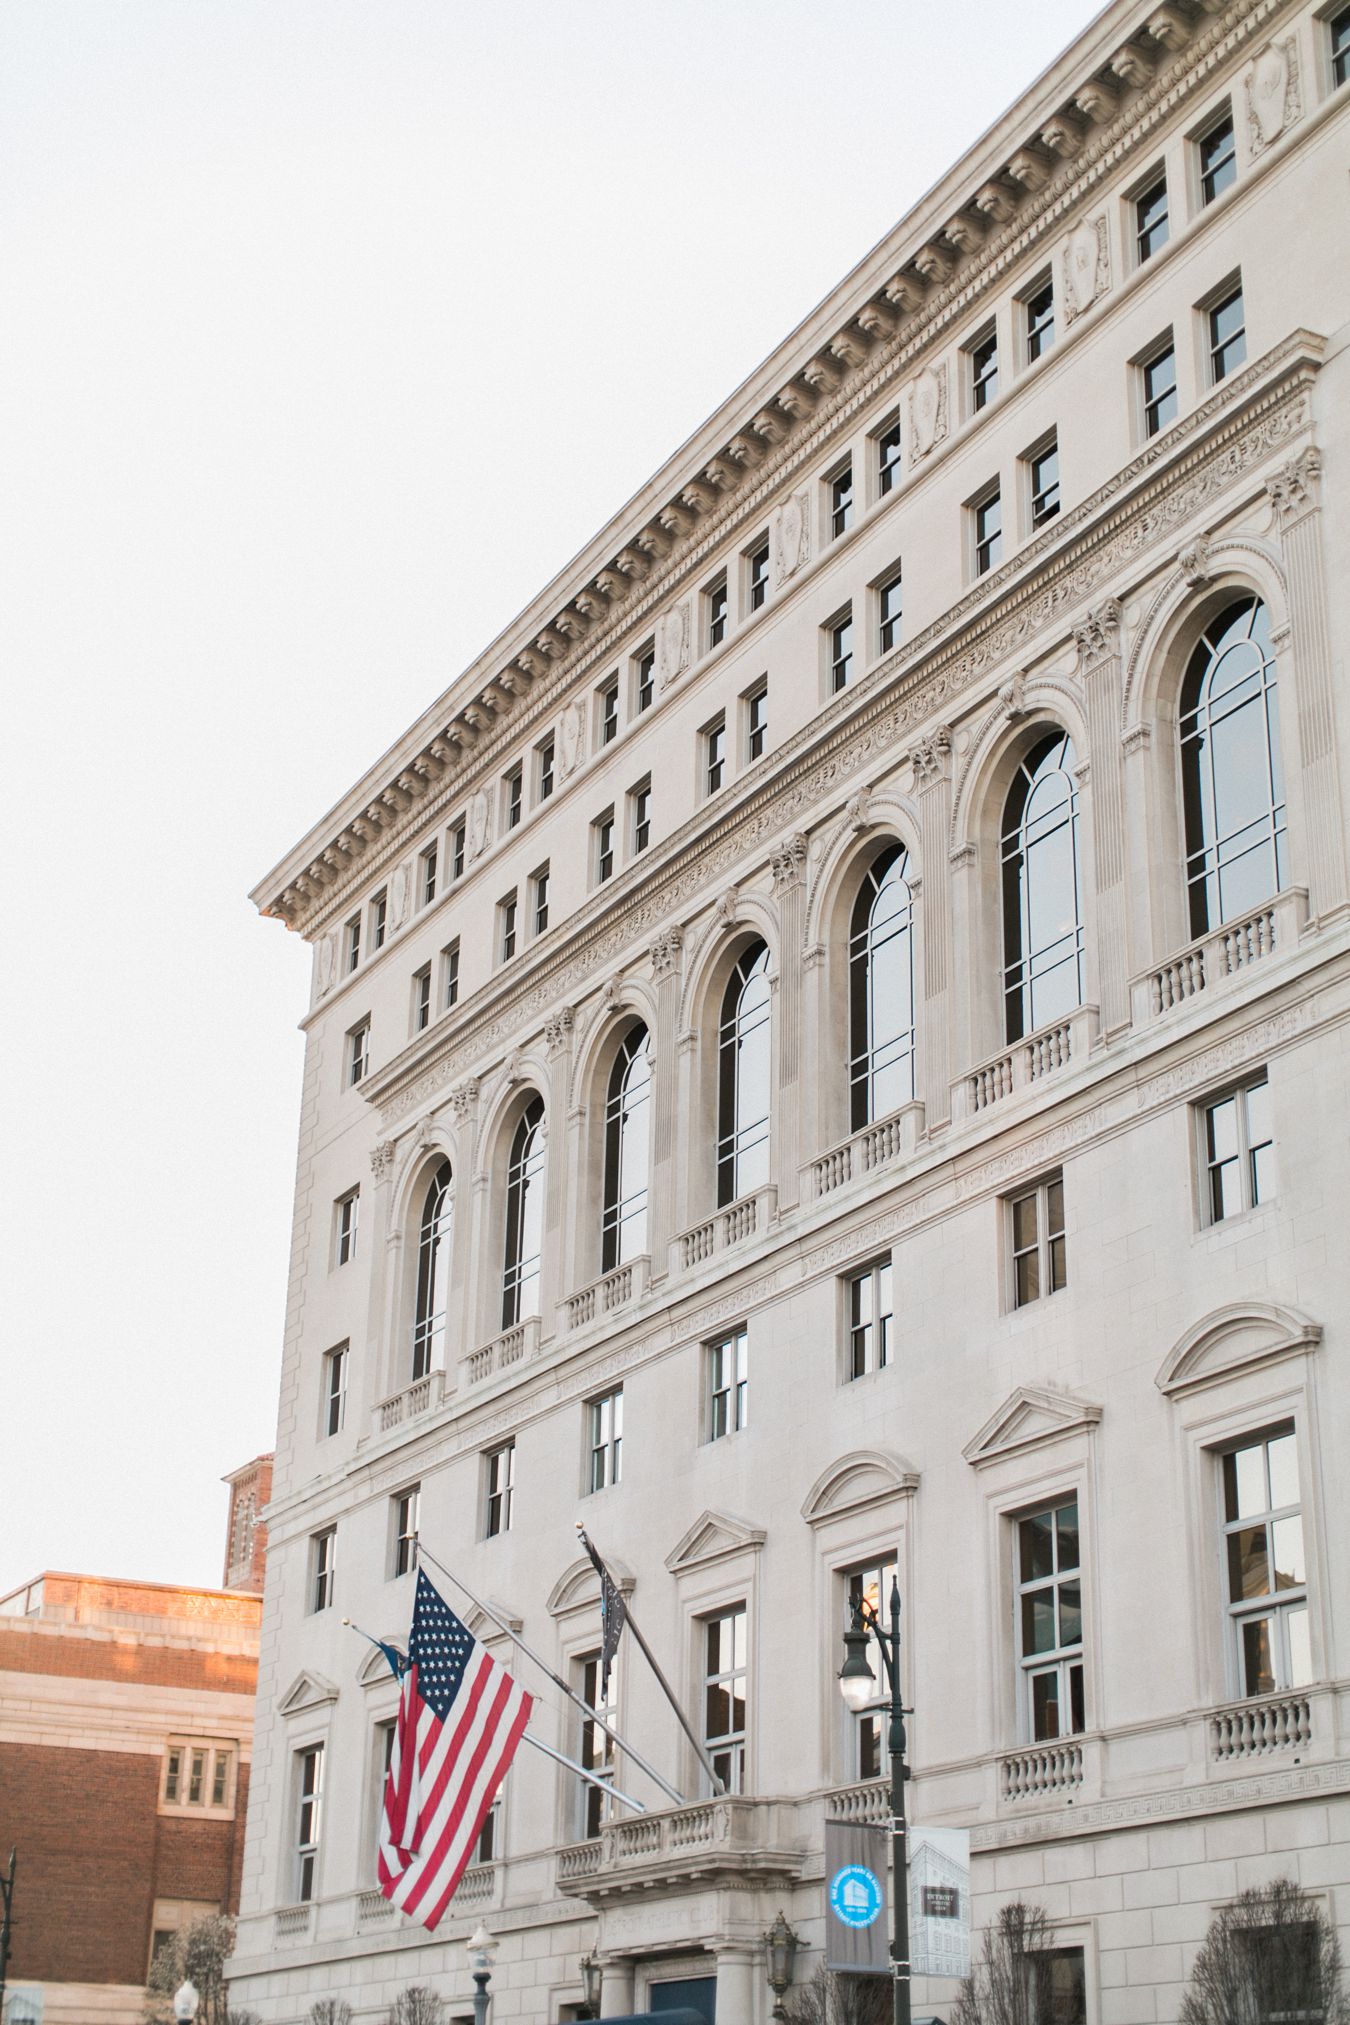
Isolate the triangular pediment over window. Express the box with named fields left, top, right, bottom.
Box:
left=278, top=1670, right=340, bottom=1717
left=665, top=1509, right=766, bottom=1574
left=801, top=1449, right=919, bottom=1527
left=547, top=1555, right=636, bottom=1619
left=1156, top=1302, right=1321, bottom=1398
left=963, top=1385, right=1102, bottom=1468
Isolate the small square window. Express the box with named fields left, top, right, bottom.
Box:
left=370, top=891, right=388, bottom=952
left=1024, top=278, right=1055, bottom=364
left=503, top=764, right=523, bottom=832
left=498, top=892, right=518, bottom=963
left=875, top=413, right=902, bottom=497
left=531, top=864, right=550, bottom=938
left=630, top=779, right=652, bottom=855
left=1198, top=108, right=1237, bottom=204
left=973, top=487, right=1002, bottom=575
left=335, top=1188, right=359, bottom=1267
left=411, top=964, right=432, bottom=1034
left=1333, top=3, right=1350, bottom=86
left=588, top=1388, right=623, bottom=1493
left=877, top=567, right=903, bottom=655
left=311, top=1529, right=336, bottom=1613
left=747, top=538, right=770, bottom=613
left=828, top=610, right=853, bottom=694
left=419, top=843, right=438, bottom=908
left=322, top=1344, right=347, bottom=1437
left=703, top=717, right=726, bottom=796
left=967, top=324, right=999, bottom=412
left=707, top=1326, right=748, bottom=1440
left=634, top=644, right=656, bottom=715
left=594, top=809, right=615, bottom=885
left=1140, top=335, right=1178, bottom=437
left=392, top=1488, right=419, bottom=1578
left=1208, top=282, right=1246, bottom=382
left=598, top=675, right=619, bottom=747
left=452, top=822, right=467, bottom=881
left=441, top=939, right=460, bottom=1010
left=346, top=1021, right=370, bottom=1088
left=846, top=1260, right=893, bottom=1379
left=1200, top=1074, right=1274, bottom=1223
left=744, top=681, right=768, bottom=763
left=344, top=914, right=361, bottom=974
left=536, top=735, right=555, bottom=804
left=1135, top=173, right=1170, bottom=263
left=829, top=461, right=854, bottom=539
left=1009, top=1173, right=1066, bottom=1307
left=706, top=574, right=728, bottom=651
left=1028, top=437, right=1061, bottom=528
left=485, top=1441, right=515, bottom=1538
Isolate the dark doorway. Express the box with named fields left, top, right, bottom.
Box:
left=650, top=1977, right=717, bottom=2020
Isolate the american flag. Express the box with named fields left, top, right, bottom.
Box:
left=377, top=1570, right=533, bottom=1929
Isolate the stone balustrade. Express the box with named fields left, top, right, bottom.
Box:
left=462, top=1314, right=542, bottom=1387
left=955, top=1004, right=1098, bottom=1120
left=806, top=1101, right=925, bottom=1201
left=999, top=1738, right=1084, bottom=1803
left=1130, top=888, right=1307, bottom=1025
left=1210, top=1690, right=1312, bottom=1762
left=672, top=1186, right=777, bottom=1276
left=561, top=1254, right=650, bottom=1333
left=376, top=1369, right=443, bottom=1434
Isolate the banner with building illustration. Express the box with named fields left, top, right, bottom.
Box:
left=824, top=1819, right=970, bottom=1978
left=909, top=1825, right=971, bottom=1979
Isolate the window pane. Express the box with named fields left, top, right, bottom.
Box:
left=1266, top=1431, right=1299, bottom=1511
left=1241, top=1614, right=1276, bottom=1697
left=1055, top=1500, right=1079, bottom=1571
left=1270, top=1515, right=1305, bottom=1590
left=1021, top=1591, right=1058, bottom=1656
left=1228, top=1523, right=1271, bottom=1600
left=1225, top=1443, right=1266, bottom=1522
left=1016, top=1250, right=1040, bottom=1306
left=1020, top=1510, right=1055, bottom=1582
left=1058, top=1581, right=1082, bottom=1648
left=1286, top=1604, right=1312, bottom=1688
left=1012, top=1193, right=1038, bottom=1252
left=1031, top=1670, right=1062, bottom=1740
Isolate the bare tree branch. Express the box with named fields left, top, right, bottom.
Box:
left=1181, top=1878, right=1350, bottom=2025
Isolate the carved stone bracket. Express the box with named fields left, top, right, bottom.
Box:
left=911, top=726, right=952, bottom=788
left=449, top=1077, right=480, bottom=1122
left=998, top=674, right=1028, bottom=718
left=844, top=788, right=872, bottom=834
left=369, top=1140, right=396, bottom=1182
left=1178, top=534, right=1214, bottom=587
left=1266, top=445, right=1322, bottom=527
left=771, top=833, right=809, bottom=892
left=1073, top=597, right=1123, bottom=667
left=649, top=926, right=684, bottom=981
left=545, top=1007, right=575, bottom=1055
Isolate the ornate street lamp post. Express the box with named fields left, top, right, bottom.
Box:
left=838, top=1577, right=911, bottom=2025
left=763, top=1909, right=800, bottom=2020
left=468, top=1923, right=497, bottom=2025
left=579, top=1949, right=603, bottom=2019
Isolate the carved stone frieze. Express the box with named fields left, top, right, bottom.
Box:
left=1245, top=37, right=1300, bottom=156
left=1062, top=214, right=1110, bottom=323
left=449, top=1077, right=479, bottom=1122
left=772, top=490, right=810, bottom=587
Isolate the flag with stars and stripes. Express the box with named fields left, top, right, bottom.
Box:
left=377, top=1570, right=533, bottom=1929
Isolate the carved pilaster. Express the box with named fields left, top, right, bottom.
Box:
left=774, top=854, right=807, bottom=1211
left=770, top=832, right=808, bottom=892
left=649, top=928, right=684, bottom=1275
left=1076, top=599, right=1131, bottom=1033
left=369, top=1139, right=397, bottom=1185
left=914, top=729, right=954, bottom=1126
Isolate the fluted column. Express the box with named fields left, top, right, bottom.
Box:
left=771, top=833, right=808, bottom=1209
left=914, top=728, right=955, bottom=1127
left=1267, top=447, right=1348, bottom=920
left=1074, top=598, right=1130, bottom=1034
left=647, top=927, right=683, bottom=1278
left=446, top=1080, right=479, bottom=1379
left=366, top=1137, right=399, bottom=1415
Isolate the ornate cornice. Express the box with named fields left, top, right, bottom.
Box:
left=256, top=0, right=1295, bottom=938
left=365, top=338, right=1317, bottom=1130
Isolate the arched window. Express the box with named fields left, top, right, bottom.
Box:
left=717, top=941, right=771, bottom=1206
left=1180, top=596, right=1286, bottom=937
left=849, top=845, right=915, bottom=1129
left=603, top=1027, right=651, bottom=1272
left=502, top=1097, right=546, bottom=1328
left=412, top=1160, right=454, bottom=1379
left=1001, top=731, right=1084, bottom=1042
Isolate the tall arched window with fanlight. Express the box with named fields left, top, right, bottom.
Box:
left=411, top=1160, right=454, bottom=1379
left=502, top=1097, right=546, bottom=1327
left=849, top=845, right=915, bottom=1129
left=1002, top=731, right=1085, bottom=1042
left=1180, top=596, right=1286, bottom=937
left=717, top=942, right=771, bottom=1206
left=602, top=1027, right=651, bottom=1272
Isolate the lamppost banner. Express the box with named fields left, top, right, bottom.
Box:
left=824, top=1819, right=890, bottom=1974
left=909, top=1825, right=971, bottom=1979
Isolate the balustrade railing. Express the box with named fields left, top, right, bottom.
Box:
left=376, top=1370, right=441, bottom=1434
left=273, top=1904, right=312, bottom=1941
left=806, top=1102, right=925, bottom=1202
left=824, top=1778, right=889, bottom=1825
left=1131, top=889, right=1306, bottom=1025
left=672, top=1186, right=777, bottom=1275
left=1210, top=1693, right=1311, bottom=1762
left=461, top=1314, right=542, bottom=1387
left=956, top=1005, right=1097, bottom=1120
left=357, top=1888, right=393, bottom=1927
left=561, top=1255, right=650, bottom=1333
left=999, top=1740, right=1083, bottom=1803
left=556, top=1839, right=602, bottom=1885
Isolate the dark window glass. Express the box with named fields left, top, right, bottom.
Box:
left=412, top=1161, right=454, bottom=1379
left=1335, top=5, right=1350, bottom=87
left=717, top=941, right=771, bottom=1206
left=1200, top=112, right=1237, bottom=203
left=413, top=965, right=431, bottom=1032
left=533, top=867, right=549, bottom=937
left=1031, top=442, right=1060, bottom=527
left=600, top=679, right=619, bottom=746
left=505, top=766, right=522, bottom=830
left=975, top=489, right=1002, bottom=575
left=1025, top=281, right=1055, bottom=362
left=847, top=1263, right=893, bottom=1379
left=830, top=464, right=854, bottom=538
left=878, top=570, right=903, bottom=654
left=595, top=813, right=614, bottom=883
left=636, top=648, right=655, bottom=714
left=452, top=823, right=466, bottom=879
left=420, top=844, right=437, bottom=906
left=323, top=1346, right=346, bottom=1436
left=970, top=327, right=999, bottom=411
left=1209, top=285, right=1246, bottom=381
left=877, top=417, right=903, bottom=496
left=1002, top=733, right=1084, bottom=1041
left=708, top=1327, right=748, bottom=1438
left=707, top=577, right=728, bottom=649
left=500, top=895, right=517, bottom=961
left=1180, top=598, right=1286, bottom=935
left=746, top=683, right=768, bottom=762
left=1142, top=339, right=1178, bottom=436
left=748, top=541, right=770, bottom=612
left=371, top=891, right=387, bottom=951
left=538, top=736, right=555, bottom=802
left=830, top=613, right=853, bottom=693
left=849, top=845, right=915, bottom=1129
left=1018, top=1499, right=1083, bottom=1741
left=1135, top=175, right=1169, bottom=261
left=393, top=1489, right=419, bottom=1577
left=442, top=941, right=459, bottom=1009
left=705, top=721, right=725, bottom=795
left=602, top=1027, right=651, bottom=1272
left=345, top=915, right=361, bottom=973
left=348, top=1023, right=369, bottom=1086
left=485, top=1441, right=515, bottom=1538
left=632, top=783, right=651, bottom=854
left=502, top=1097, right=546, bottom=1327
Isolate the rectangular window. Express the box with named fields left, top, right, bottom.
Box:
left=598, top=675, right=619, bottom=747
left=1208, top=282, right=1247, bottom=382
left=745, top=680, right=768, bottom=763
left=847, top=1260, right=893, bottom=1380
left=392, top=1488, right=419, bottom=1578
left=973, top=487, right=1002, bottom=576
left=1334, top=4, right=1350, bottom=86
left=531, top=864, right=550, bottom=938
left=412, top=964, right=432, bottom=1034
left=630, top=779, right=652, bottom=855
left=1024, top=278, right=1055, bottom=363
left=485, top=1441, right=515, bottom=1538
left=578, top=1651, right=617, bottom=1838
left=441, top=939, right=460, bottom=1010
left=322, top=1345, right=347, bottom=1437
left=473, top=1798, right=500, bottom=1866
left=335, top=1189, right=359, bottom=1267
left=1027, top=1949, right=1087, bottom=2025
left=875, top=413, right=903, bottom=497
left=1017, top=1499, right=1084, bottom=1741
left=1010, top=1173, right=1066, bottom=1307
left=828, top=610, right=854, bottom=693
left=968, top=324, right=999, bottom=412
left=1201, top=1075, right=1274, bottom=1223
left=452, top=821, right=466, bottom=881
left=503, top=764, right=523, bottom=832
left=703, top=717, right=726, bottom=796
left=829, top=461, right=854, bottom=539
left=707, top=1326, right=748, bottom=1440
left=311, top=1528, right=336, bottom=1614
left=344, top=914, right=361, bottom=974
left=1135, top=173, right=1169, bottom=262
left=295, top=1744, right=323, bottom=1902
left=1198, top=108, right=1237, bottom=204
left=877, top=567, right=903, bottom=655
left=370, top=890, right=388, bottom=952
left=536, top=734, right=555, bottom=804
left=634, top=644, right=656, bottom=715
left=1029, top=438, right=1061, bottom=528
left=747, top=537, right=770, bottom=612
left=845, top=1561, right=897, bottom=1777
left=593, top=809, right=615, bottom=885
left=346, top=1021, right=369, bottom=1088
left=588, top=1389, right=623, bottom=1493
left=703, top=1607, right=747, bottom=1794
left=498, top=892, right=517, bottom=963
left=706, top=574, right=728, bottom=651
left=161, top=1740, right=236, bottom=1814
left=419, top=843, right=438, bottom=908
left=1222, top=1427, right=1310, bottom=1696
left=1140, top=335, right=1178, bottom=436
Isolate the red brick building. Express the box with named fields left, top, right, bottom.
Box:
left=0, top=1458, right=270, bottom=2025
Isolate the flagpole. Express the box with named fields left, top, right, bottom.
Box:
left=577, top=1525, right=726, bottom=1798
left=517, top=1731, right=646, bottom=1814
left=416, top=1545, right=689, bottom=1809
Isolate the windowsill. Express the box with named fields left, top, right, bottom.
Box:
left=1191, top=1198, right=1278, bottom=1246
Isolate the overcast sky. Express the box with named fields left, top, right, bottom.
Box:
left=2, top=0, right=1106, bottom=1596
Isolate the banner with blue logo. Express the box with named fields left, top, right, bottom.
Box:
left=824, top=1819, right=889, bottom=1974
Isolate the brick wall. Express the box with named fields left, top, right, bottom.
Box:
left=0, top=1627, right=255, bottom=1695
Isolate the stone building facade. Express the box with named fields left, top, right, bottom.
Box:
left=237, top=0, right=1350, bottom=2017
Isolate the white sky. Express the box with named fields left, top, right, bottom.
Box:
left=2, top=0, right=1106, bottom=1595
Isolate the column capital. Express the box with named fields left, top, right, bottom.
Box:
left=649, top=925, right=684, bottom=980
left=911, top=725, right=953, bottom=788
left=1266, top=445, right=1322, bottom=528
left=1073, top=597, right=1123, bottom=667
left=770, top=832, right=808, bottom=892
left=369, top=1139, right=397, bottom=1183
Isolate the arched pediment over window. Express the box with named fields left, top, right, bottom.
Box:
left=1155, top=1301, right=1320, bottom=1398
left=801, top=1448, right=919, bottom=1527
left=546, top=1554, right=636, bottom=1619
left=357, top=1641, right=405, bottom=1689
